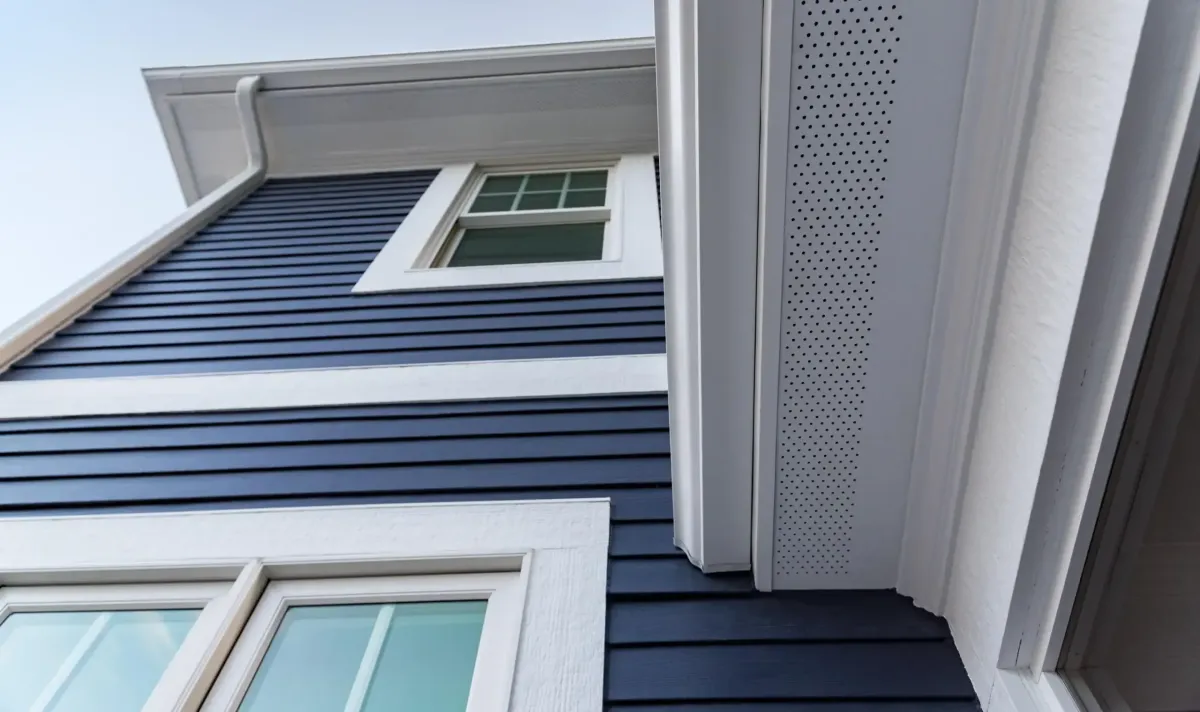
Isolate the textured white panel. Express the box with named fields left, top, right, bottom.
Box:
left=773, top=0, right=977, bottom=587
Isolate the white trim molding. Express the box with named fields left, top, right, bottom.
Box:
left=0, top=353, right=668, bottom=420
left=934, top=2, right=1200, bottom=710
left=895, top=0, right=1053, bottom=614
left=353, top=155, right=663, bottom=292
left=145, top=39, right=657, bottom=203
left=0, top=75, right=267, bottom=377
left=654, top=0, right=763, bottom=574
left=750, top=0, right=794, bottom=591
left=0, top=499, right=610, bottom=712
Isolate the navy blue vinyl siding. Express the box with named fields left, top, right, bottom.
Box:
left=0, top=395, right=975, bottom=710
left=3, top=172, right=666, bottom=380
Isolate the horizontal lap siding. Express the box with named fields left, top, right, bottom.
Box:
left=0, top=395, right=974, bottom=709
left=3, top=171, right=666, bottom=380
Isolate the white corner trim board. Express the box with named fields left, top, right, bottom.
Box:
left=0, top=75, right=268, bottom=375
left=0, top=353, right=668, bottom=419
left=0, top=499, right=611, bottom=712
left=353, top=155, right=663, bottom=292
left=896, top=0, right=1051, bottom=615
left=654, top=0, right=762, bottom=576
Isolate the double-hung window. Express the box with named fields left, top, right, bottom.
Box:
left=353, top=154, right=661, bottom=292
left=439, top=168, right=612, bottom=268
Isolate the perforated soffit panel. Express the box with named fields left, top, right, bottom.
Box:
left=772, top=0, right=977, bottom=589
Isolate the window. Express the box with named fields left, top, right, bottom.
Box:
left=0, top=500, right=607, bottom=712
left=0, top=582, right=230, bottom=711
left=353, top=154, right=661, bottom=292
left=438, top=169, right=612, bottom=268
left=204, top=573, right=523, bottom=712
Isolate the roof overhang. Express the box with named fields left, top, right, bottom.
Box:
left=144, top=38, right=658, bottom=204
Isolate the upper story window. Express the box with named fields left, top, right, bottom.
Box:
left=353, top=155, right=661, bottom=292
left=439, top=167, right=613, bottom=268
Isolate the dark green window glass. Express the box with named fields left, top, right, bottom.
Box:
left=467, top=170, right=607, bottom=213
left=447, top=223, right=605, bottom=267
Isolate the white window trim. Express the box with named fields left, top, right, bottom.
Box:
left=203, top=573, right=525, bottom=712
left=353, top=154, right=662, bottom=292
left=0, top=582, right=232, bottom=712
left=0, top=499, right=610, bottom=712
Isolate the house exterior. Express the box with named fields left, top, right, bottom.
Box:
left=1, top=2, right=1199, bottom=712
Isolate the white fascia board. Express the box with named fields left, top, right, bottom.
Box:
left=143, top=39, right=658, bottom=204
left=655, top=0, right=763, bottom=573
left=0, top=76, right=268, bottom=376
left=143, top=38, right=655, bottom=95
left=0, top=354, right=668, bottom=420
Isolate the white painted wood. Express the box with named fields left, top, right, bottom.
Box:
left=0, top=75, right=267, bottom=376
left=352, top=163, right=474, bottom=291
left=0, top=353, right=667, bottom=420
left=941, top=0, right=1151, bottom=699
left=751, top=0, right=794, bottom=592
left=993, top=670, right=1085, bottom=712
left=896, top=0, right=1051, bottom=614
left=155, top=562, right=267, bottom=712
left=144, top=40, right=656, bottom=201
left=654, top=0, right=763, bottom=574
left=0, top=500, right=609, bottom=712
left=995, top=1, right=1200, bottom=683
left=353, top=155, right=661, bottom=292
left=203, top=572, right=525, bottom=712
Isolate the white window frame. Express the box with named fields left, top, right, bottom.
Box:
left=203, top=573, right=524, bottom=712
left=435, top=163, right=618, bottom=268
left=0, top=582, right=232, bottom=712
left=0, top=499, right=609, bottom=712
left=352, top=154, right=662, bottom=292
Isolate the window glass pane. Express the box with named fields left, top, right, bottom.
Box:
left=563, top=189, right=607, bottom=208
left=0, top=609, right=200, bottom=712
left=361, top=602, right=486, bottom=712
left=238, top=601, right=486, bottom=712
left=515, top=192, right=561, bottom=211
left=477, top=175, right=523, bottom=194
left=568, top=170, right=607, bottom=190
left=448, top=223, right=605, bottom=267
left=523, top=173, right=566, bottom=192
left=469, top=194, right=516, bottom=213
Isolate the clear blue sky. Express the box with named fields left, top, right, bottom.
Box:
left=0, top=0, right=654, bottom=330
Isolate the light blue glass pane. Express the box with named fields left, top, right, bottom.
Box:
left=50, top=610, right=200, bottom=712
left=361, top=601, right=486, bottom=712
left=239, top=604, right=378, bottom=712
left=0, top=611, right=97, bottom=712
left=0, top=609, right=199, bottom=712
